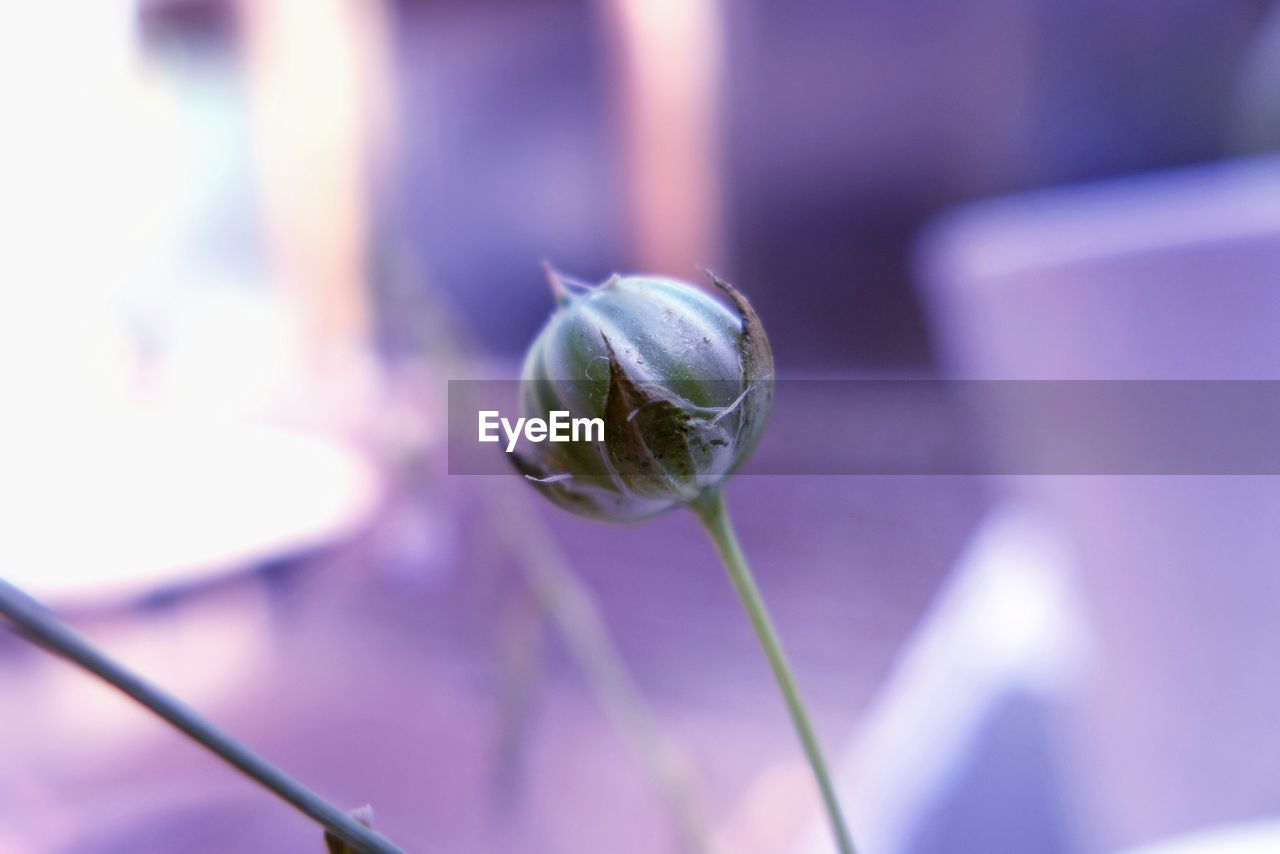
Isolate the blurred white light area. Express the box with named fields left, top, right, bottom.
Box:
left=149, top=286, right=307, bottom=418
left=798, top=504, right=1091, bottom=854
left=0, top=410, right=379, bottom=607
left=0, top=0, right=139, bottom=413
left=0, top=0, right=306, bottom=419
left=1, top=1, right=157, bottom=305
left=0, top=3, right=383, bottom=606
left=1121, top=819, right=1280, bottom=854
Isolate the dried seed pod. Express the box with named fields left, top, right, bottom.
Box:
left=514, top=271, right=774, bottom=521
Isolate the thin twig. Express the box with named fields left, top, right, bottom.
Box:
left=490, top=485, right=717, bottom=854
left=0, top=579, right=405, bottom=854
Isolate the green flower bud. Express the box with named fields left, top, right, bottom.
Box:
left=514, top=270, right=774, bottom=521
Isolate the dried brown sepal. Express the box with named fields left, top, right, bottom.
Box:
left=702, top=270, right=775, bottom=468
left=601, top=336, right=697, bottom=498
left=324, top=806, right=377, bottom=854
left=703, top=269, right=775, bottom=384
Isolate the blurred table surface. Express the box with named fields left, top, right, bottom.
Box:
left=0, top=454, right=988, bottom=853
left=0, top=409, right=380, bottom=609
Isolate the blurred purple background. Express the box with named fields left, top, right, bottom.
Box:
left=2, top=1, right=1279, bottom=853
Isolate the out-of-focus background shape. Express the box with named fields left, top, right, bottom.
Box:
left=2, top=0, right=1279, bottom=852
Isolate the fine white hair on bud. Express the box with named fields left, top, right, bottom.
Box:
left=513, top=270, right=774, bottom=521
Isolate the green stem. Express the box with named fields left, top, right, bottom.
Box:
left=692, top=490, right=856, bottom=854
left=0, top=579, right=404, bottom=854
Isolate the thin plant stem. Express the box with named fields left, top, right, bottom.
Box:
left=692, top=490, right=856, bottom=854
left=0, top=579, right=405, bottom=854
left=492, top=485, right=716, bottom=854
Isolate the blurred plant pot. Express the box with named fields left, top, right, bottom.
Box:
left=917, top=157, right=1280, bottom=851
